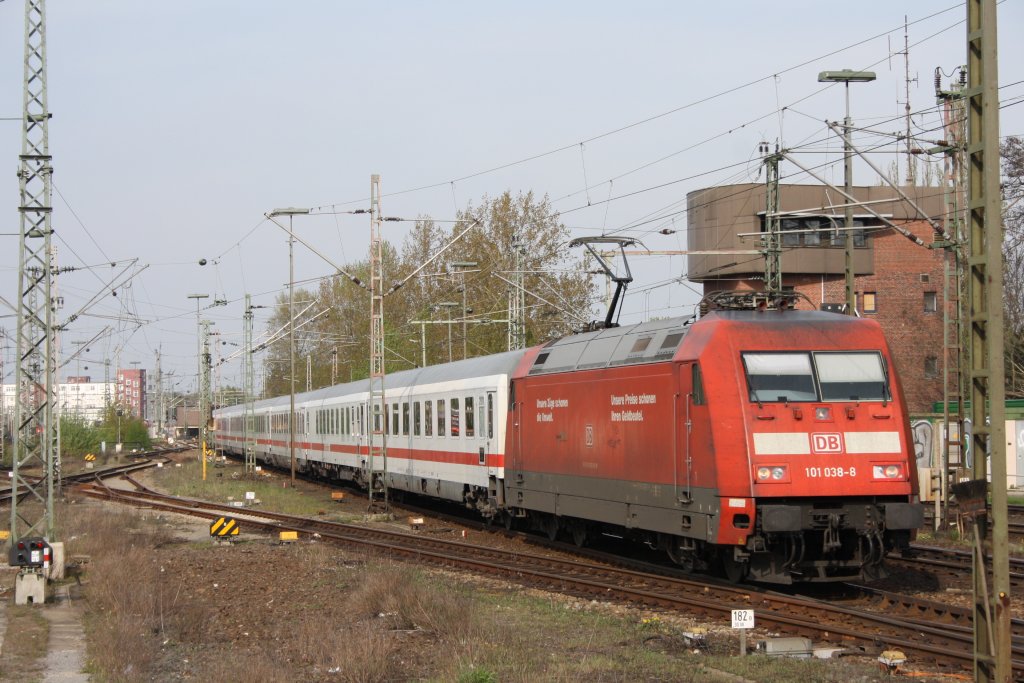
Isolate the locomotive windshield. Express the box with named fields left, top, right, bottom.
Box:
left=742, top=351, right=888, bottom=403
left=814, top=352, right=888, bottom=401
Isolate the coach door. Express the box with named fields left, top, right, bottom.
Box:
left=510, top=382, right=524, bottom=482
left=483, top=389, right=499, bottom=475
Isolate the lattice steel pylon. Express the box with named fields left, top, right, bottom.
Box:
left=966, top=0, right=1009, bottom=679
left=507, top=230, right=526, bottom=351
left=243, top=295, right=257, bottom=475
left=199, top=321, right=212, bottom=460
left=762, top=147, right=783, bottom=296
left=11, top=0, right=57, bottom=547
left=366, top=174, right=388, bottom=510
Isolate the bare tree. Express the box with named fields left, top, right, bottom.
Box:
left=1002, top=136, right=1024, bottom=396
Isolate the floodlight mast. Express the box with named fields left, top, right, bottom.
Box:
left=570, top=237, right=638, bottom=328
left=817, top=69, right=876, bottom=315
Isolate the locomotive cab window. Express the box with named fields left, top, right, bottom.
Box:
left=814, top=352, right=888, bottom=401
left=691, top=363, right=705, bottom=405
left=742, top=353, right=816, bottom=402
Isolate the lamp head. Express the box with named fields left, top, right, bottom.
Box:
left=818, top=69, right=877, bottom=83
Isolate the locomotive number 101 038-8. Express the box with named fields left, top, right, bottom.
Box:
left=804, top=466, right=856, bottom=478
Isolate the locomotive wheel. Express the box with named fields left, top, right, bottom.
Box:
left=720, top=551, right=749, bottom=584
left=540, top=514, right=560, bottom=541
left=570, top=521, right=587, bottom=548
left=666, top=544, right=696, bottom=573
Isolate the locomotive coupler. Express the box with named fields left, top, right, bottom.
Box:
left=823, top=513, right=842, bottom=552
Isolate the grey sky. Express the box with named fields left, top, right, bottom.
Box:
left=0, top=1, right=1021, bottom=394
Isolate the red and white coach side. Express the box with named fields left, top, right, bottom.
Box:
left=214, top=351, right=526, bottom=513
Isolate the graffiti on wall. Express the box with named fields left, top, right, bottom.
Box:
left=912, top=420, right=934, bottom=469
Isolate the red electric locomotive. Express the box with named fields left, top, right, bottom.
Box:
left=504, top=305, right=922, bottom=583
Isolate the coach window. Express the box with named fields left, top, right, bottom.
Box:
left=487, top=394, right=494, bottom=439
left=424, top=400, right=433, bottom=436
left=391, top=402, right=400, bottom=436
left=373, top=404, right=381, bottom=433
left=451, top=398, right=461, bottom=437
left=691, top=364, right=705, bottom=405
left=413, top=401, right=421, bottom=436
left=402, top=402, right=410, bottom=436
left=437, top=399, right=447, bottom=436
left=465, top=397, right=475, bottom=437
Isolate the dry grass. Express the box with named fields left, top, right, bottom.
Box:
left=0, top=605, right=49, bottom=681
left=63, top=504, right=210, bottom=682
left=156, top=457, right=353, bottom=519
left=57, top=496, right=897, bottom=682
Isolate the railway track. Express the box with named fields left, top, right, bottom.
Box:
left=81, top=477, right=1024, bottom=676
left=0, top=445, right=185, bottom=507
left=888, top=544, right=1024, bottom=591
left=924, top=505, right=1024, bottom=542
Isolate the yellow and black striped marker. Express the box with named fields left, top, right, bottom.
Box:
left=210, top=516, right=239, bottom=537
left=84, top=453, right=96, bottom=462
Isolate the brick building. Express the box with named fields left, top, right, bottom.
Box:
left=116, top=368, right=147, bottom=419
left=686, top=183, right=949, bottom=413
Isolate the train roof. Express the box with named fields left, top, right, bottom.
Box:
left=528, top=315, right=695, bottom=376
left=221, top=348, right=530, bottom=414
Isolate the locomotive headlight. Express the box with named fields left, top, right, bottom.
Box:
left=757, top=466, right=787, bottom=481
left=872, top=464, right=903, bottom=479
left=815, top=407, right=831, bottom=420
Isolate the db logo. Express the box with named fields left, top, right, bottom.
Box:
left=811, top=433, right=843, bottom=453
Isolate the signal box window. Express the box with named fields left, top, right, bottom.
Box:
left=862, top=292, right=877, bottom=314
left=742, top=353, right=817, bottom=402
left=924, top=355, right=938, bottom=379
left=923, top=291, right=937, bottom=313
